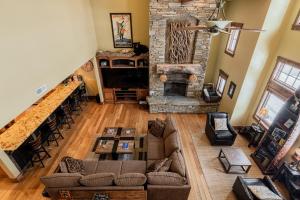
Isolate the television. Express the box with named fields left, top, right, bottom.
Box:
left=101, top=68, right=148, bottom=89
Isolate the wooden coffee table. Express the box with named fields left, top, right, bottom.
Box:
left=218, top=147, right=252, bottom=174
left=93, top=127, right=147, bottom=160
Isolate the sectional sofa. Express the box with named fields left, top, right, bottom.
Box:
left=41, top=117, right=190, bottom=200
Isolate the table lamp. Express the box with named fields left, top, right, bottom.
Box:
left=257, top=107, right=269, bottom=128
left=290, top=147, right=300, bottom=171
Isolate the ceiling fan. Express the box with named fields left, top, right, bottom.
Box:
left=177, top=0, right=265, bottom=36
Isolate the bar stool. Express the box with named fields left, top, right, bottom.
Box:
left=70, top=90, right=82, bottom=114
left=79, top=84, right=88, bottom=105
left=60, top=101, right=74, bottom=128
left=29, top=133, right=51, bottom=168
left=46, top=114, right=64, bottom=146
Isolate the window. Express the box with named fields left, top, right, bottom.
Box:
left=225, top=23, right=243, bottom=57
left=216, top=70, right=228, bottom=96
left=255, top=57, right=300, bottom=126
left=292, top=10, right=300, bottom=30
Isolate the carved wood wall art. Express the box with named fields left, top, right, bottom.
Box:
left=165, top=17, right=198, bottom=64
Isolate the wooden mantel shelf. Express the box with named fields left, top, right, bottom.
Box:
left=156, top=63, right=202, bottom=75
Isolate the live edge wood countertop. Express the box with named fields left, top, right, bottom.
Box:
left=0, top=81, right=82, bottom=151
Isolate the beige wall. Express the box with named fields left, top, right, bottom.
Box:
left=207, top=0, right=271, bottom=117
left=0, top=0, right=97, bottom=128
left=245, top=1, right=300, bottom=160
left=90, top=0, right=149, bottom=51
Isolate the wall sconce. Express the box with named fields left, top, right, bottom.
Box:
left=160, top=74, right=168, bottom=82
left=189, top=74, right=197, bottom=82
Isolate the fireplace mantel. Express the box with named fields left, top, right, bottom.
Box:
left=156, top=64, right=201, bottom=75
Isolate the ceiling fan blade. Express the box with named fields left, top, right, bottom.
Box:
left=175, top=25, right=209, bottom=31
left=216, top=28, right=231, bottom=35
left=241, top=28, right=266, bottom=32
left=227, top=27, right=265, bottom=32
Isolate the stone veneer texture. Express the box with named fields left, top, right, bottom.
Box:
left=149, top=0, right=216, bottom=97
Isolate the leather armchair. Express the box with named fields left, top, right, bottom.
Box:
left=202, top=83, right=221, bottom=103
left=233, top=176, right=284, bottom=200
left=205, top=112, right=237, bottom=146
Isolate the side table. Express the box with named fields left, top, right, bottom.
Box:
left=239, top=124, right=265, bottom=147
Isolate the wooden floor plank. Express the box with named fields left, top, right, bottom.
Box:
left=0, top=102, right=284, bottom=200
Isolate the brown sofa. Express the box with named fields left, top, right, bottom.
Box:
left=41, top=117, right=190, bottom=200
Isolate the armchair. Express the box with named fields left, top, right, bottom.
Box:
left=205, top=112, right=237, bottom=146
left=233, top=176, right=284, bottom=200
left=202, top=83, right=221, bottom=103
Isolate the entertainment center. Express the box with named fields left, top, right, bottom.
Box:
left=97, top=52, right=149, bottom=104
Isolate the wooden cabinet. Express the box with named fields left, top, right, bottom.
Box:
left=103, top=89, right=149, bottom=104
left=103, top=89, right=114, bottom=103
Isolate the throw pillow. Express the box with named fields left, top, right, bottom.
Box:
left=158, top=159, right=172, bottom=172
left=214, top=118, right=228, bottom=131
left=79, top=173, right=115, bottom=186
left=169, top=150, right=186, bottom=177
left=163, top=117, right=176, bottom=139
left=203, top=88, right=210, bottom=97
left=114, top=173, right=147, bottom=186
left=247, top=185, right=282, bottom=200
left=40, top=173, right=82, bottom=188
left=147, top=172, right=187, bottom=186
left=149, top=119, right=166, bottom=137
left=59, top=161, right=68, bottom=173
left=164, top=132, right=180, bottom=157
left=147, top=158, right=168, bottom=172
left=64, top=157, right=85, bottom=174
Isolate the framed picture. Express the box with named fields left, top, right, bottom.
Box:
left=110, top=13, right=133, bottom=48
left=271, top=128, right=286, bottom=142
left=227, top=81, right=236, bottom=99
left=284, top=118, right=294, bottom=129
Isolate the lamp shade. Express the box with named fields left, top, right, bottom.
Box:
left=258, top=107, right=269, bottom=118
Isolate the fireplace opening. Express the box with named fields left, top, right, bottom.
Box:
left=163, top=73, right=189, bottom=96
left=164, top=82, right=187, bottom=96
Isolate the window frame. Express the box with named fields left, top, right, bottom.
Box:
left=254, top=56, right=300, bottom=127
left=225, top=22, right=244, bottom=57
left=292, top=10, right=300, bottom=31
left=216, top=69, right=228, bottom=96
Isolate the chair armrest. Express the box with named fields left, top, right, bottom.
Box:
left=227, top=123, right=237, bottom=136
left=233, top=176, right=254, bottom=200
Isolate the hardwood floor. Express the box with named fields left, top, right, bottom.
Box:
left=0, top=102, right=277, bottom=200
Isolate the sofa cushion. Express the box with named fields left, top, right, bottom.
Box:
left=158, top=159, right=172, bottom=172
left=64, top=157, right=85, bottom=174
left=149, top=118, right=165, bottom=138
left=115, top=173, right=147, bottom=186
left=147, top=172, right=187, bottom=186
left=215, top=130, right=233, bottom=140
left=147, top=133, right=165, bottom=160
left=163, top=117, right=176, bottom=139
left=164, top=132, right=180, bottom=157
left=121, top=160, right=146, bottom=174
left=147, top=158, right=168, bottom=172
left=81, top=160, right=98, bottom=175
left=170, top=150, right=186, bottom=177
left=214, top=118, right=228, bottom=131
left=96, top=161, right=122, bottom=176
left=40, top=173, right=82, bottom=188
left=79, top=173, right=115, bottom=186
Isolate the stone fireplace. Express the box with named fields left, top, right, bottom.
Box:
left=147, top=0, right=219, bottom=113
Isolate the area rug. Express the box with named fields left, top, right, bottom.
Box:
left=191, top=129, right=263, bottom=200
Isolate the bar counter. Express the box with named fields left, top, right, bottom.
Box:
left=0, top=80, right=82, bottom=179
